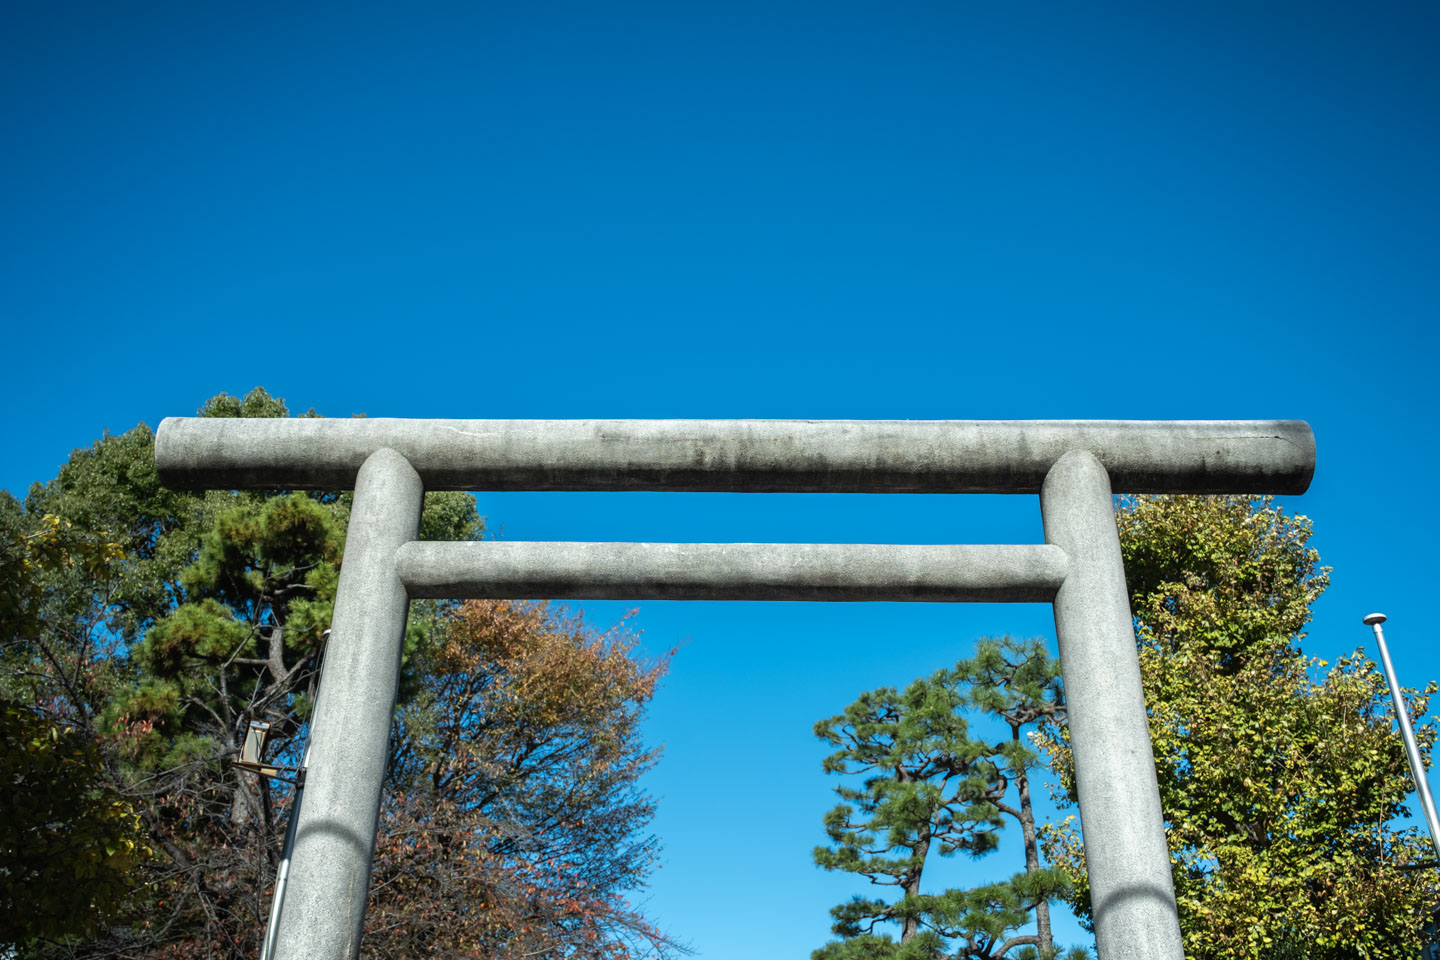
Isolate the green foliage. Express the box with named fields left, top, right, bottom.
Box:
left=0, top=505, right=123, bottom=658
left=813, top=642, right=1076, bottom=960
left=0, top=509, right=146, bottom=948
left=813, top=675, right=999, bottom=892
left=952, top=638, right=1071, bottom=958
left=59, top=388, right=480, bottom=776
left=198, top=386, right=295, bottom=420
left=7, top=387, right=492, bottom=956
left=102, top=491, right=347, bottom=789
left=22, top=421, right=207, bottom=644
left=1, top=702, right=151, bottom=945
left=2, top=385, right=673, bottom=958
left=1036, top=495, right=1440, bottom=960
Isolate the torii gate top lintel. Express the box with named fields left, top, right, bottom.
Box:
left=155, top=417, right=1314, bottom=495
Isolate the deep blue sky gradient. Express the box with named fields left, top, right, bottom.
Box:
left=4, top=2, right=1439, bottom=955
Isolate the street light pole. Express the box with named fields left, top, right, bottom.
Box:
left=1364, top=613, right=1440, bottom=865
left=260, top=629, right=327, bottom=960
left=260, top=742, right=309, bottom=960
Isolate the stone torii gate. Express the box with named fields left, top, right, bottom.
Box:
left=155, top=418, right=1315, bottom=960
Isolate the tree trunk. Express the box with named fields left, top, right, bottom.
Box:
left=231, top=767, right=264, bottom=825
left=901, top=826, right=931, bottom=942
left=896, top=764, right=931, bottom=944
left=1015, top=755, right=1052, bottom=956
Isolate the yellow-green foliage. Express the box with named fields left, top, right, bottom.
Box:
left=0, top=513, right=121, bottom=652
left=0, top=507, right=153, bottom=946
left=1037, top=495, right=1440, bottom=959
left=1, top=704, right=152, bottom=944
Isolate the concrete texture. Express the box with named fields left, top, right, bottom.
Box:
left=1042, top=451, right=1184, bottom=960
left=155, top=417, right=1314, bottom=494
left=396, top=540, right=1069, bottom=603
left=272, top=449, right=423, bottom=960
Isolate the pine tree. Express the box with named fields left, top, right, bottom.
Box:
left=813, top=648, right=1084, bottom=960
left=954, top=637, right=1072, bottom=959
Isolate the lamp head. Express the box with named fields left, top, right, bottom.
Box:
left=240, top=720, right=272, bottom=764
left=1363, top=612, right=1388, bottom=626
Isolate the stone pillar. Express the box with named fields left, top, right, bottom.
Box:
left=1041, top=450, right=1184, bottom=960
left=273, top=448, right=423, bottom=960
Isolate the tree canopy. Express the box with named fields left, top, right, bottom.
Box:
left=1037, top=495, right=1440, bottom=959
left=4, top=388, right=679, bottom=959
left=369, top=599, right=676, bottom=958
left=0, top=510, right=148, bottom=945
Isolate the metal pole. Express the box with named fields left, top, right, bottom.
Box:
left=261, top=627, right=327, bottom=960
left=260, top=742, right=309, bottom=960
left=1364, top=613, right=1440, bottom=864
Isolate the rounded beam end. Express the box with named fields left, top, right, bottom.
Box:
left=154, top=417, right=198, bottom=488
left=1285, top=420, right=1317, bottom=495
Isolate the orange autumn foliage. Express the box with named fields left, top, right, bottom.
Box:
left=363, top=600, right=682, bottom=959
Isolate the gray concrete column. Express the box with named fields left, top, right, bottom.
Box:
left=1041, top=451, right=1183, bottom=960
left=273, top=448, right=423, bottom=960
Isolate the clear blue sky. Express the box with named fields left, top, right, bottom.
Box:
left=4, top=1, right=1438, bottom=955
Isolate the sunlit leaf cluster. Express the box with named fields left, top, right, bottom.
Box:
left=1036, top=495, right=1440, bottom=959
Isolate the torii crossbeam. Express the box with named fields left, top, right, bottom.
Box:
left=156, top=418, right=1315, bottom=960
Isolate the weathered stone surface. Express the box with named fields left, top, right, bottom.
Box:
left=1043, top=451, right=1183, bottom=959
left=396, top=540, right=1068, bottom=603
left=273, top=449, right=422, bottom=960
left=155, top=417, right=1314, bottom=494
